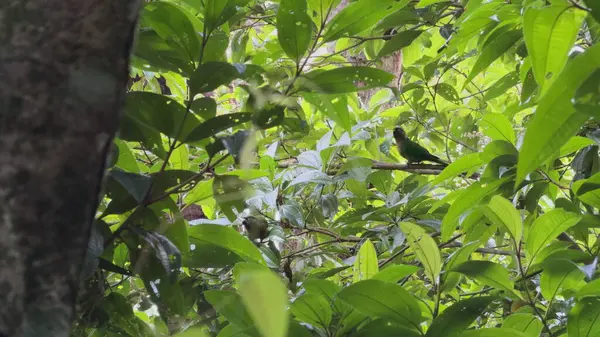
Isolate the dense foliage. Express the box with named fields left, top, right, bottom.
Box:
left=73, top=0, right=600, bottom=336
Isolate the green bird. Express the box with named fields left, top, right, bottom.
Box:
left=242, top=215, right=269, bottom=243
left=393, top=127, right=448, bottom=166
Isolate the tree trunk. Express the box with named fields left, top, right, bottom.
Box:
left=0, top=1, right=140, bottom=336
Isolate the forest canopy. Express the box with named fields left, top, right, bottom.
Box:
left=73, top=0, right=600, bottom=337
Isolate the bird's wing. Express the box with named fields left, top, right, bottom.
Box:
left=403, top=140, right=436, bottom=161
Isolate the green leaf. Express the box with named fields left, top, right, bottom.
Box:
left=108, top=170, right=152, bottom=203
left=459, top=328, right=530, bottom=337
left=572, top=172, right=600, bottom=208
left=189, top=62, right=241, bottom=95
left=483, top=195, right=522, bottom=244
left=291, top=294, right=332, bottom=329
left=425, top=296, right=500, bottom=337
left=205, top=290, right=255, bottom=329
left=191, top=97, right=218, bottom=120
left=322, top=0, right=409, bottom=42
left=516, top=43, right=600, bottom=185
left=337, top=279, right=422, bottom=329
left=103, top=293, right=155, bottom=337
left=237, top=268, right=289, bottom=337
left=288, top=170, right=334, bottom=187
left=480, top=113, right=516, bottom=145
left=523, top=5, right=586, bottom=93
left=452, top=261, right=521, bottom=298
left=525, top=209, right=581, bottom=267
left=277, top=0, right=314, bottom=62
left=378, top=30, right=424, bottom=58
left=353, top=239, right=379, bottom=283
left=185, top=113, right=253, bottom=142
left=174, top=327, right=209, bottom=337
left=465, top=27, right=522, bottom=86
left=113, top=139, right=141, bottom=173
left=441, top=178, right=509, bottom=240
left=568, top=297, right=600, bottom=337
left=353, top=319, right=422, bottom=337
left=431, top=153, right=484, bottom=185
left=441, top=242, right=480, bottom=292
left=400, top=222, right=442, bottom=285
left=372, top=264, right=421, bottom=283
left=586, top=0, right=600, bottom=24
left=540, top=259, right=585, bottom=302
left=502, top=313, right=543, bottom=337
left=298, top=66, right=394, bottom=93
left=142, top=2, right=201, bottom=64
left=133, top=30, right=194, bottom=75
left=576, top=279, right=600, bottom=300
left=280, top=201, right=305, bottom=227
left=187, top=224, right=265, bottom=267
left=123, top=92, right=201, bottom=142
left=484, top=72, right=520, bottom=100
left=205, top=0, right=250, bottom=32
left=559, top=136, right=596, bottom=157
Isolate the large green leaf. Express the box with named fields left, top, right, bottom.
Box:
left=322, top=0, right=410, bottom=42
left=577, top=279, right=600, bottom=300
left=187, top=224, right=265, bottom=267
left=483, top=195, right=522, bottom=244
left=122, top=92, right=201, bottom=142
left=452, top=261, right=521, bottom=299
left=189, top=61, right=242, bottom=95
left=377, top=30, right=424, bottom=58
left=237, top=268, right=289, bottom=337
left=502, top=313, right=543, bottom=337
left=465, top=25, right=522, bottom=85
left=431, top=153, right=485, bottom=185
left=525, top=209, right=581, bottom=268
left=372, top=264, right=420, bottom=283
left=425, top=296, right=500, bottom=337
left=572, top=172, right=600, bottom=208
left=523, top=5, right=586, bottom=93
left=353, top=239, right=378, bottom=283
left=205, top=290, right=255, bottom=330
left=568, top=297, right=600, bottom=337
left=441, top=178, right=509, bottom=240
left=103, top=293, right=155, bottom=337
left=185, top=113, right=253, bottom=142
left=459, top=328, right=529, bottom=337
left=337, top=279, right=422, bottom=330
left=290, top=294, right=332, bottom=329
left=480, top=113, right=516, bottom=145
left=516, top=43, right=600, bottom=185
left=142, top=2, right=201, bottom=65
left=540, top=259, right=585, bottom=302
left=400, top=222, right=442, bottom=285
left=277, top=0, right=314, bottom=62
left=297, top=66, right=394, bottom=93
left=204, top=0, right=250, bottom=32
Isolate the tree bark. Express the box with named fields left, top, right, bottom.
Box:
left=0, top=1, right=140, bottom=336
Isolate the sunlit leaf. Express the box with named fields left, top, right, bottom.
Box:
left=516, top=43, right=600, bottom=185
left=277, top=0, right=314, bottom=62
left=523, top=5, right=586, bottom=93
left=297, top=66, right=394, bottom=93
left=425, top=296, right=500, bottom=337
left=237, top=268, right=289, bottom=337
left=353, top=239, right=378, bottom=283
left=400, top=222, right=442, bottom=285
left=452, top=261, right=522, bottom=298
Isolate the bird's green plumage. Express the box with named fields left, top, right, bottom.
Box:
left=393, top=127, right=447, bottom=165
left=242, top=215, right=269, bottom=243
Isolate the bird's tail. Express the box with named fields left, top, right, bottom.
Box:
left=431, top=155, right=449, bottom=166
